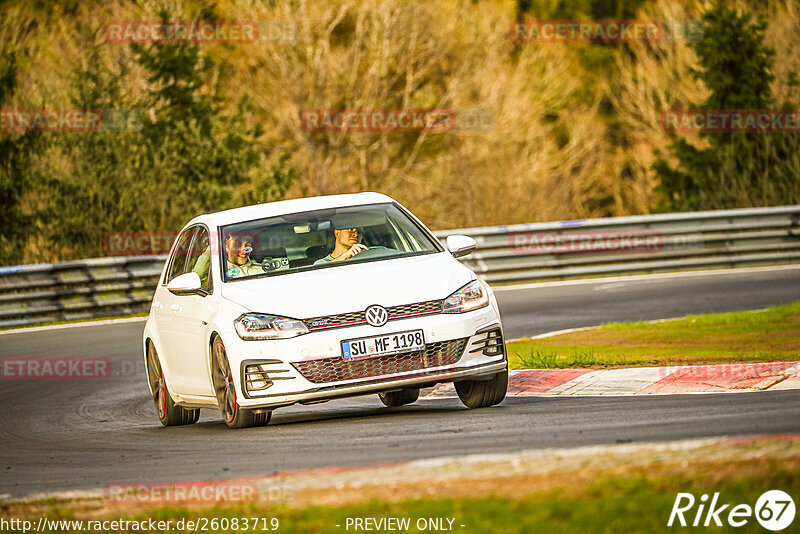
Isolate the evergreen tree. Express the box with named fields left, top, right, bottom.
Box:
left=653, top=4, right=799, bottom=211
left=23, top=13, right=296, bottom=262
left=130, top=25, right=294, bottom=229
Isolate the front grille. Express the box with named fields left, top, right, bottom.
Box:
left=304, top=310, right=364, bottom=329
left=302, top=299, right=444, bottom=331
left=388, top=300, right=444, bottom=318
left=292, top=338, right=468, bottom=383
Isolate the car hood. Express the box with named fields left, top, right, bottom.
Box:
left=220, top=252, right=474, bottom=318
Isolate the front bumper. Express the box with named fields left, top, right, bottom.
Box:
left=243, top=359, right=507, bottom=410
left=225, top=307, right=507, bottom=409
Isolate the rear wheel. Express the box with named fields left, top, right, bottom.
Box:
left=211, top=336, right=271, bottom=429
left=146, top=342, right=200, bottom=426
left=455, top=369, right=508, bottom=409
left=378, top=387, right=420, bottom=407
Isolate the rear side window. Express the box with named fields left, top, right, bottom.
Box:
left=165, top=227, right=196, bottom=283
left=187, top=227, right=212, bottom=292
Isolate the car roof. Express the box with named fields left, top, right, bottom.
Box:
left=186, top=192, right=396, bottom=229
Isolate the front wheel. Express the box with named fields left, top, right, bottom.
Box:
left=146, top=342, right=200, bottom=426
left=455, top=370, right=508, bottom=409
left=211, top=336, right=271, bottom=429
left=378, top=387, right=420, bottom=407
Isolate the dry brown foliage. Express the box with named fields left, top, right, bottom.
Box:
left=2, top=0, right=796, bottom=257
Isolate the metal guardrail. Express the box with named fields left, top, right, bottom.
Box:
left=0, top=256, right=167, bottom=328
left=1, top=205, right=798, bottom=328
left=435, top=205, right=800, bottom=284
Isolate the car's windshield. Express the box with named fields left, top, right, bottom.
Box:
left=219, top=202, right=441, bottom=282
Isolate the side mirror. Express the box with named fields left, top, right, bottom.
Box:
left=167, top=272, right=204, bottom=296
left=446, top=235, right=477, bottom=259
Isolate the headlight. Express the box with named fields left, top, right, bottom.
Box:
left=234, top=313, right=309, bottom=340
left=442, top=280, right=489, bottom=313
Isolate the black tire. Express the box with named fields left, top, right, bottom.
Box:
left=455, top=369, right=508, bottom=409
left=211, top=336, right=271, bottom=429
left=378, top=387, right=420, bottom=407
left=146, top=342, right=200, bottom=426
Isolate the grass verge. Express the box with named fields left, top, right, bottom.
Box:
left=507, top=302, right=800, bottom=369
left=100, top=470, right=800, bottom=534
left=4, top=436, right=798, bottom=533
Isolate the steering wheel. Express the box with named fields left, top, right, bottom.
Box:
left=350, top=245, right=400, bottom=260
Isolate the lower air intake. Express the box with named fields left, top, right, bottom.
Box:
left=293, top=338, right=468, bottom=384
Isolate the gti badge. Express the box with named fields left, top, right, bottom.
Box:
left=365, top=305, right=389, bottom=327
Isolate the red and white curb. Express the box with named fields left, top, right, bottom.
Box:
left=426, top=362, right=800, bottom=397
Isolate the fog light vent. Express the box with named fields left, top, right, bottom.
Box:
left=244, top=364, right=274, bottom=392
left=469, top=328, right=504, bottom=356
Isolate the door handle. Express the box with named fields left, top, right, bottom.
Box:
left=169, top=304, right=181, bottom=312
left=151, top=302, right=163, bottom=310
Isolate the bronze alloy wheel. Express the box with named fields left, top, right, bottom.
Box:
left=146, top=342, right=166, bottom=420
left=145, top=341, right=200, bottom=426
left=211, top=336, right=271, bottom=429
left=212, top=338, right=237, bottom=424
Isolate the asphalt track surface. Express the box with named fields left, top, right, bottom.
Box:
left=2, top=266, right=800, bottom=498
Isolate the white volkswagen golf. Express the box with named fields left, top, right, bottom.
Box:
left=143, top=193, right=507, bottom=428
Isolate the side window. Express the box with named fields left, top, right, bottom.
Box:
left=187, top=227, right=212, bottom=292
left=165, top=227, right=197, bottom=283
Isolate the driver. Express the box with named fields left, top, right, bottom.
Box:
left=225, top=233, right=264, bottom=278
left=314, top=227, right=368, bottom=264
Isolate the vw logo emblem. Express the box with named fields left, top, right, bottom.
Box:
left=365, top=305, right=388, bottom=327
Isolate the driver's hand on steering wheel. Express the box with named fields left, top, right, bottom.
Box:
left=336, top=243, right=368, bottom=261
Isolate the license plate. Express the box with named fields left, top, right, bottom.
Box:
left=341, top=329, right=425, bottom=360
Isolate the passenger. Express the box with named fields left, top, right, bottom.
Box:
left=188, top=231, right=212, bottom=287
left=191, top=246, right=211, bottom=287
left=314, top=227, right=368, bottom=264
left=224, top=234, right=264, bottom=278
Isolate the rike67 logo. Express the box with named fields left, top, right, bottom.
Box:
left=668, top=490, right=796, bottom=530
